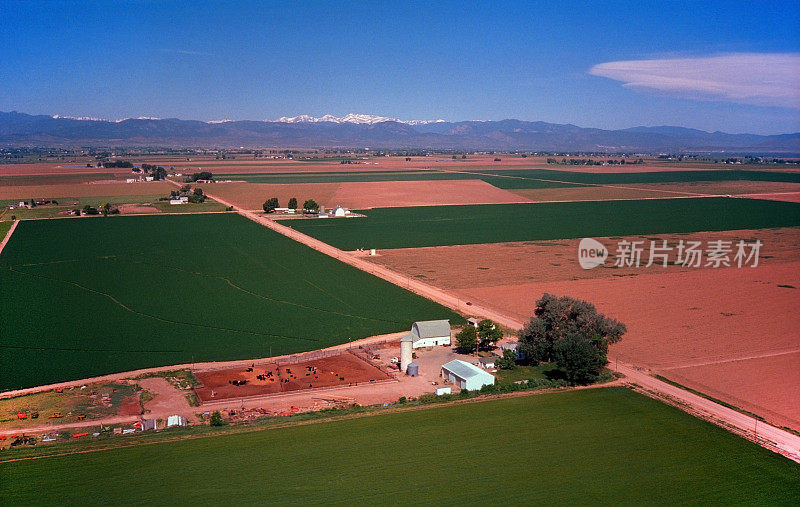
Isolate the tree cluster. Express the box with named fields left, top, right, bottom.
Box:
left=263, top=197, right=279, bottom=213
left=102, top=160, right=133, bottom=168
left=455, top=319, right=502, bottom=353
left=141, top=163, right=167, bottom=180
left=187, top=171, right=213, bottom=182
left=519, top=294, right=626, bottom=384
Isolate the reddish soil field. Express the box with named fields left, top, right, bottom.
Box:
left=664, top=351, right=800, bottom=430
left=196, top=182, right=340, bottom=210
left=330, top=179, right=531, bottom=208
left=620, top=181, right=800, bottom=196
left=118, top=395, right=143, bottom=416
left=508, top=186, right=687, bottom=201
left=117, top=203, right=160, bottom=214
left=0, top=181, right=172, bottom=200
left=740, top=192, right=800, bottom=203
left=531, top=163, right=800, bottom=174
left=194, top=353, right=392, bottom=403
left=369, top=228, right=800, bottom=287
left=452, top=263, right=800, bottom=430
left=0, top=163, right=123, bottom=176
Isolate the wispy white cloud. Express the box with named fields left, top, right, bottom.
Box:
left=589, top=53, right=800, bottom=109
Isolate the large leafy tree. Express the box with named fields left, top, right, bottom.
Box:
left=455, top=326, right=477, bottom=354
left=553, top=334, right=606, bottom=384
left=303, top=199, right=319, bottom=213
left=477, top=319, right=502, bottom=349
left=263, top=197, right=279, bottom=213
left=288, top=197, right=298, bottom=209
left=519, top=293, right=626, bottom=365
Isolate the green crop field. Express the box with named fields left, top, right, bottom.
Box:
left=286, top=197, right=800, bottom=249
left=474, top=168, right=800, bottom=187
left=2, top=388, right=797, bottom=504
left=216, top=170, right=578, bottom=189
left=0, top=214, right=461, bottom=390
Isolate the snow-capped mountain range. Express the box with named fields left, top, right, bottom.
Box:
left=276, top=113, right=446, bottom=125
left=2, top=111, right=796, bottom=152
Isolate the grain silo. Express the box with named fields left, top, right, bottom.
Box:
left=400, top=333, right=414, bottom=372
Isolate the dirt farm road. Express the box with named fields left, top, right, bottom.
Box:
left=182, top=183, right=800, bottom=463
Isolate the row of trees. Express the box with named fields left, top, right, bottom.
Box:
left=263, top=197, right=317, bottom=213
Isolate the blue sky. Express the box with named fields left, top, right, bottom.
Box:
left=2, top=0, right=798, bottom=133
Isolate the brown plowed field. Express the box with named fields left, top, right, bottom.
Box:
left=194, top=353, right=392, bottom=403
left=451, top=263, right=800, bottom=430
left=0, top=163, right=123, bottom=176
left=371, top=228, right=800, bottom=430
left=530, top=163, right=800, bottom=173
left=330, top=179, right=531, bottom=208
left=117, top=203, right=160, bottom=214
left=196, top=182, right=340, bottom=210
left=509, top=186, right=690, bottom=201
left=0, top=181, right=171, bottom=200
left=663, top=351, right=800, bottom=430
left=369, top=228, right=800, bottom=287
left=619, top=181, right=800, bottom=196
left=197, top=179, right=531, bottom=210
left=739, top=192, right=800, bottom=203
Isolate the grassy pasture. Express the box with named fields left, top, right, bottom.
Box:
left=2, top=387, right=797, bottom=504
left=477, top=168, right=800, bottom=188
left=287, top=197, right=800, bottom=249
left=0, top=214, right=461, bottom=390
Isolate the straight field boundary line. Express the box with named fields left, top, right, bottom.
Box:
left=0, top=219, right=19, bottom=255
left=661, top=349, right=800, bottom=370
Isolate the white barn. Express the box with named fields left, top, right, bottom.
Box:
left=441, top=360, right=495, bottom=391
left=401, top=320, right=451, bottom=349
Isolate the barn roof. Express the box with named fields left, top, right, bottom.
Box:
left=412, top=320, right=450, bottom=338
left=441, top=359, right=492, bottom=380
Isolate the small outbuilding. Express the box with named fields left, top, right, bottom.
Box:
left=166, top=415, right=187, bottom=428
left=402, top=320, right=451, bottom=349
left=441, top=359, right=495, bottom=391
left=478, top=356, right=496, bottom=369
left=407, top=362, right=419, bottom=377
left=141, top=419, right=157, bottom=431
left=500, top=341, right=525, bottom=360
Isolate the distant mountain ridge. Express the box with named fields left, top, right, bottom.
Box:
left=1, top=111, right=798, bottom=153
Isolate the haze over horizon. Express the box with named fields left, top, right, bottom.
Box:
left=2, top=0, right=799, bottom=135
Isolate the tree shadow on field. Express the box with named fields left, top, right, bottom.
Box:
left=544, top=368, right=568, bottom=381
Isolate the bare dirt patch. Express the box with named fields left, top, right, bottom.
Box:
left=740, top=192, right=800, bottom=203
left=369, top=228, right=800, bottom=287
left=509, top=186, right=691, bottom=201
left=196, top=182, right=340, bottom=210
left=117, top=203, right=160, bottom=214
left=620, top=181, right=800, bottom=196
left=330, top=179, right=531, bottom=208
left=0, top=181, right=172, bottom=200
left=0, top=163, right=123, bottom=176
left=194, top=352, right=392, bottom=403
